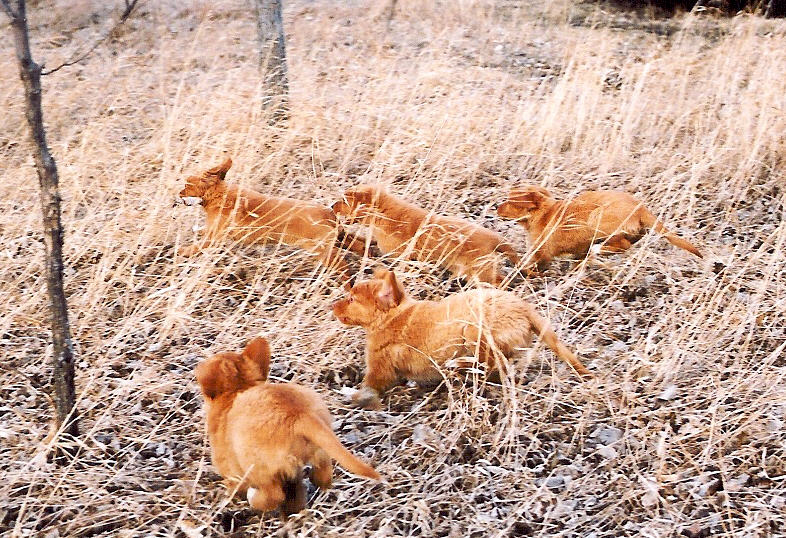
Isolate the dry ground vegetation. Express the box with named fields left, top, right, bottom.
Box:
left=0, top=0, right=784, bottom=536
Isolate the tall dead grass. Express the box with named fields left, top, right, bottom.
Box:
left=0, top=0, right=784, bottom=536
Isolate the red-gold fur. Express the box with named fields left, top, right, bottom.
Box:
left=195, top=337, right=380, bottom=515
left=332, top=269, right=591, bottom=409
left=333, top=185, right=520, bottom=286
left=497, top=186, right=702, bottom=270
left=177, top=158, right=369, bottom=275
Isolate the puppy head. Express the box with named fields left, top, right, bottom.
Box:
left=332, top=184, right=385, bottom=221
left=195, top=337, right=271, bottom=399
left=332, top=268, right=406, bottom=327
left=178, top=157, right=233, bottom=200
left=497, top=185, right=553, bottom=220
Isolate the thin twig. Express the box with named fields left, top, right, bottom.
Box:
left=41, top=0, right=140, bottom=76
left=0, top=0, right=18, bottom=19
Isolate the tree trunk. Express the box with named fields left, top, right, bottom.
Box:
left=4, top=0, right=79, bottom=441
left=252, top=0, right=288, bottom=124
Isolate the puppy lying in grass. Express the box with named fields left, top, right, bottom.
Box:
left=177, top=157, right=371, bottom=275
left=332, top=269, right=591, bottom=409
left=333, top=184, right=520, bottom=286
left=195, top=337, right=380, bottom=516
left=497, top=186, right=702, bottom=271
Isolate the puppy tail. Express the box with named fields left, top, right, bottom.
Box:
left=527, top=309, right=593, bottom=378
left=640, top=210, right=702, bottom=258
left=297, top=415, right=381, bottom=481
left=495, top=242, right=521, bottom=266
left=337, top=228, right=378, bottom=257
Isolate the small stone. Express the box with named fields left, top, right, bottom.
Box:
left=338, top=386, right=357, bottom=398
left=658, top=384, right=678, bottom=401
left=343, top=428, right=362, bottom=444
left=640, top=476, right=659, bottom=508
left=95, top=433, right=114, bottom=445
left=595, top=426, right=623, bottom=445
left=411, top=424, right=430, bottom=444
left=597, top=445, right=618, bottom=459
left=725, top=474, right=749, bottom=492
left=766, top=417, right=783, bottom=433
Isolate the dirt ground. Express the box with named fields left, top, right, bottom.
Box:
left=0, top=0, right=784, bottom=536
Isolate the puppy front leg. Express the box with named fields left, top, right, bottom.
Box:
left=317, top=244, right=351, bottom=278
left=354, top=355, right=396, bottom=409
left=224, top=478, right=248, bottom=498
left=472, top=262, right=505, bottom=288
left=246, top=481, right=286, bottom=513
left=180, top=232, right=218, bottom=257
left=531, top=251, right=552, bottom=274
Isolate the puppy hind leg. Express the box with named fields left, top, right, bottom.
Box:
left=310, top=450, right=334, bottom=490
left=463, top=326, right=506, bottom=374
left=595, top=235, right=631, bottom=255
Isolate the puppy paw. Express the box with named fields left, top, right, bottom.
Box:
left=246, top=487, right=258, bottom=505
left=352, top=387, right=381, bottom=410
left=179, top=244, right=201, bottom=257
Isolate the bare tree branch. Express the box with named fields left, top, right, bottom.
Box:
left=0, top=0, right=18, bottom=19
left=41, top=0, right=140, bottom=76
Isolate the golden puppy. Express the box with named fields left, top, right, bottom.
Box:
left=332, top=269, right=590, bottom=409
left=177, top=158, right=371, bottom=275
left=195, top=337, right=380, bottom=515
left=497, top=186, right=702, bottom=271
left=332, top=185, right=520, bottom=286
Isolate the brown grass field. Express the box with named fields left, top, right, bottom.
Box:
left=1, top=0, right=785, bottom=536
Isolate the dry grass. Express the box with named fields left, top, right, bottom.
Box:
left=1, top=0, right=784, bottom=536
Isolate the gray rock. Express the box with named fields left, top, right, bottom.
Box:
left=594, top=426, right=623, bottom=445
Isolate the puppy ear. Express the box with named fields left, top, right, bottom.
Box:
left=350, top=187, right=372, bottom=205
left=207, top=157, right=232, bottom=180
left=510, top=188, right=545, bottom=209
left=242, top=337, right=271, bottom=382
left=533, top=186, right=552, bottom=198
left=376, top=270, right=404, bottom=311
left=196, top=358, right=236, bottom=399
left=373, top=267, right=390, bottom=280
